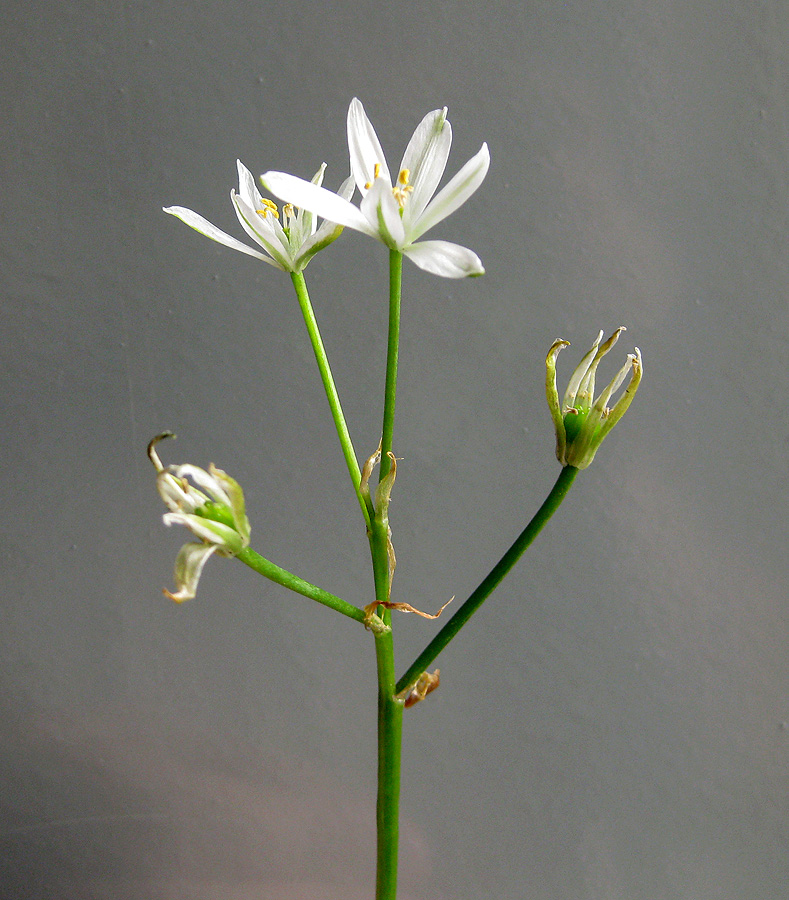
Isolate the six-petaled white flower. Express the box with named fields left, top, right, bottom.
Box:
left=164, top=161, right=353, bottom=273
left=546, top=329, right=643, bottom=470
left=149, top=433, right=251, bottom=602
left=261, top=98, right=490, bottom=278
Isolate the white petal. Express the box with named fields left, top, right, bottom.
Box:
left=262, top=171, right=375, bottom=235
left=409, top=142, right=490, bottom=241
left=336, top=173, right=357, bottom=202
left=231, top=191, right=292, bottom=270
left=577, top=327, right=626, bottom=403
left=290, top=207, right=312, bottom=249
left=347, top=97, right=390, bottom=194
left=594, top=350, right=635, bottom=414
left=165, top=542, right=217, bottom=602
left=208, top=463, right=250, bottom=545
left=563, top=332, right=603, bottom=410
left=400, top=108, right=451, bottom=229
left=310, top=162, right=328, bottom=188
left=404, top=240, right=485, bottom=278
left=285, top=164, right=321, bottom=246
left=163, top=512, right=242, bottom=551
left=171, top=464, right=232, bottom=506
left=163, top=206, right=276, bottom=264
left=237, top=161, right=295, bottom=257
left=157, top=469, right=208, bottom=513
left=294, top=221, right=344, bottom=271
left=292, top=176, right=355, bottom=270
left=578, top=349, right=642, bottom=468
left=360, top=177, right=405, bottom=248
left=236, top=159, right=264, bottom=209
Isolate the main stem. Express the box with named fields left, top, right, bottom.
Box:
left=373, top=250, right=404, bottom=900
left=374, top=610, right=402, bottom=900
left=290, top=256, right=405, bottom=898
left=396, top=464, right=579, bottom=696
left=290, top=271, right=372, bottom=528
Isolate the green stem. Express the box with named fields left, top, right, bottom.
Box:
left=372, top=249, right=404, bottom=900
left=290, top=271, right=372, bottom=527
left=380, top=250, right=403, bottom=479
left=374, top=623, right=403, bottom=900
left=236, top=546, right=366, bottom=624
left=395, top=465, right=579, bottom=696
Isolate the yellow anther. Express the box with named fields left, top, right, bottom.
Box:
left=256, top=197, right=280, bottom=219
left=282, top=203, right=295, bottom=218
left=397, top=168, right=410, bottom=186
left=364, top=162, right=384, bottom=190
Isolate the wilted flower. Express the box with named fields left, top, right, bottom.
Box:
left=546, top=328, right=643, bottom=469
left=164, top=160, right=353, bottom=272
left=261, top=98, right=489, bottom=278
left=148, top=433, right=251, bottom=601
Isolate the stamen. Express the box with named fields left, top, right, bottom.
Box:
left=256, top=197, right=280, bottom=219
left=392, top=168, right=413, bottom=207
left=364, top=162, right=383, bottom=190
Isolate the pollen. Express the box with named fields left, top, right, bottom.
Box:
left=256, top=197, right=280, bottom=219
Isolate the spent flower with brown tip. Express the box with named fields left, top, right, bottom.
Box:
left=148, top=433, right=250, bottom=601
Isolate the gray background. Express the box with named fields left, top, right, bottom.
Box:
left=2, top=1, right=787, bottom=898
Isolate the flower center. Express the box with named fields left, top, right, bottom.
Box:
left=364, top=165, right=414, bottom=209
left=392, top=169, right=413, bottom=208
left=256, top=198, right=298, bottom=238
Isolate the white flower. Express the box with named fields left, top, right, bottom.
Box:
left=163, top=161, right=354, bottom=273
left=148, top=433, right=251, bottom=602
left=546, top=329, right=643, bottom=469
left=261, top=98, right=490, bottom=278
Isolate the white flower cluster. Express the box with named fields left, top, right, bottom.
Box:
left=165, top=98, right=489, bottom=278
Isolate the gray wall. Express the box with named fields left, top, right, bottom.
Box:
left=2, top=1, right=787, bottom=898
